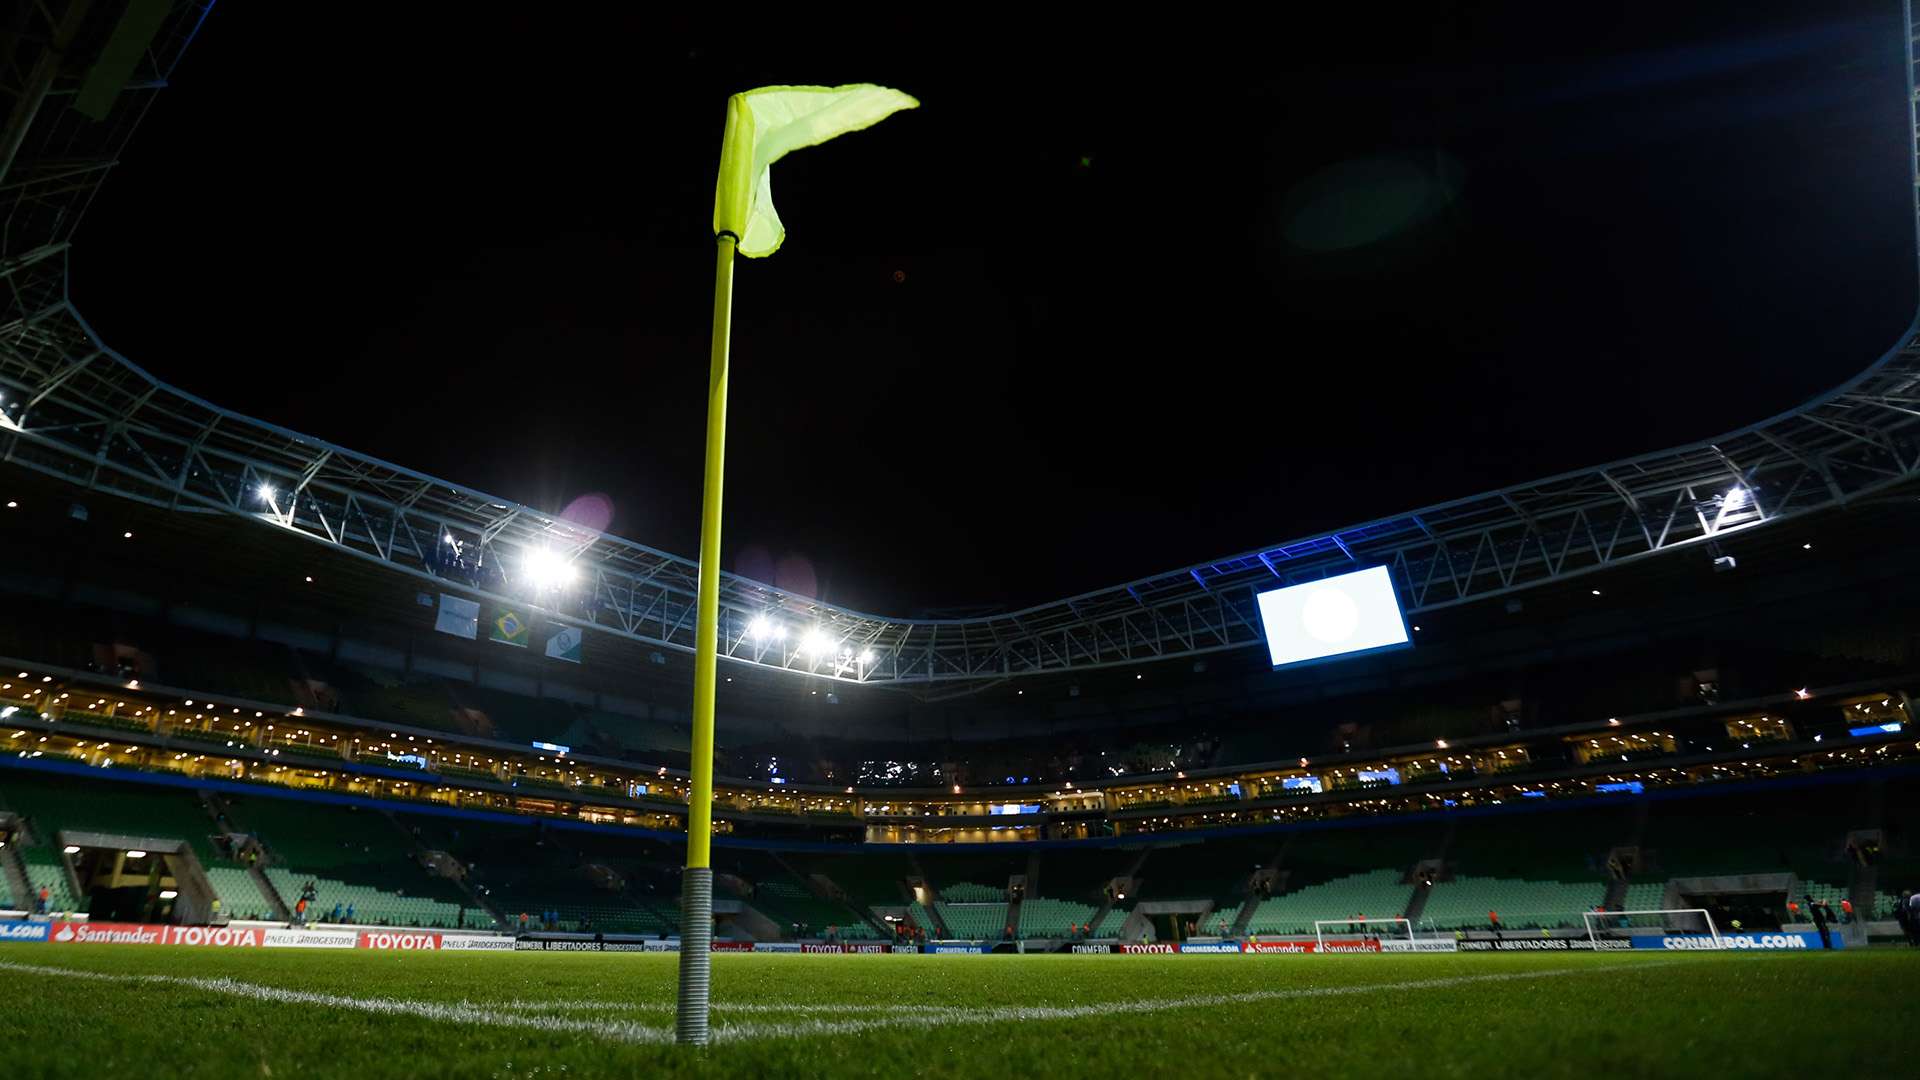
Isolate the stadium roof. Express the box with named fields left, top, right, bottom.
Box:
left=4, top=1, right=1920, bottom=691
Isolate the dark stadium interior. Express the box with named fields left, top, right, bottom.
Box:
left=5, top=7, right=1920, bottom=1076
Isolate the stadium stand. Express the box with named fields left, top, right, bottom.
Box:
left=1642, top=792, right=1855, bottom=881
left=711, top=845, right=878, bottom=938
left=1619, top=881, right=1668, bottom=912
left=0, top=768, right=273, bottom=916
left=1421, top=876, right=1605, bottom=930
left=18, top=846, right=82, bottom=913
left=396, top=813, right=673, bottom=933
left=940, top=882, right=1006, bottom=902
left=1016, top=896, right=1102, bottom=938
left=1242, top=869, right=1415, bottom=935
left=225, top=795, right=468, bottom=927
left=936, top=901, right=1010, bottom=940
left=1034, top=846, right=1127, bottom=902
left=907, top=900, right=939, bottom=934
left=784, top=850, right=915, bottom=909
left=1137, top=839, right=1267, bottom=907
left=1423, top=808, right=1624, bottom=929
left=922, top=852, right=1024, bottom=897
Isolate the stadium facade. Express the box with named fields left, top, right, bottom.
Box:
left=0, top=1, right=1916, bottom=951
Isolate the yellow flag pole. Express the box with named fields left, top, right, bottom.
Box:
left=675, top=231, right=735, bottom=1047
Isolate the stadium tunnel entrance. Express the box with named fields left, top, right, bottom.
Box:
left=1672, top=877, right=1796, bottom=934
left=16, top=826, right=218, bottom=924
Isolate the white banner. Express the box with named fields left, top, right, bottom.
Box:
left=262, top=928, right=358, bottom=949
left=439, top=935, right=516, bottom=952
left=1379, top=939, right=1459, bottom=953
left=435, top=595, right=480, bottom=639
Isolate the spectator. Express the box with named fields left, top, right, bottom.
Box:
left=345, top=902, right=355, bottom=922
left=1839, top=897, right=1853, bottom=924
left=36, top=885, right=48, bottom=916
left=331, top=903, right=343, bottom=923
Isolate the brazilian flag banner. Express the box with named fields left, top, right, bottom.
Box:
left=490, top=609, right=530, bottom=648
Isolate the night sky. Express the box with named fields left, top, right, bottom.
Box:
left=71, top=3, right=1917, bottom=614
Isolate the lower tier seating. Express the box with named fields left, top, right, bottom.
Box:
left=1242, top=870, right=1413, bottom=935
left=1420, top=876, right=1606, bottom=930
left=936, top=901, right=1009, bottom=939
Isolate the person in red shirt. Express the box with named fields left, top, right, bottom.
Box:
left=1839, top=898, right=1854, bottom=924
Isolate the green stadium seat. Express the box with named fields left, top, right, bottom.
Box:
left=1242, top=869, right=1414, bottom=935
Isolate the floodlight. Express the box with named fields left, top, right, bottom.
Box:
left=800, top=628, right=834, bottom=657
left=159, top=889, right=178, bottom=900
left=257, top=483, right=275, bottom=502
left=62, top=845, right=80, bottom=854
left=522, top=547, right=577, bottom=590
left=747, top=615, right=773, bottom=640
left=858, top=649, right=876, bottom=665
left=1723, top=486, right=1748, bottom=509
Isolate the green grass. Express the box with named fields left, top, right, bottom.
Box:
left=0, top=944, right=1914, bottom=1078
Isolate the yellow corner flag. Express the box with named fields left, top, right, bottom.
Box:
left=712, top=84, right=918, bottom=257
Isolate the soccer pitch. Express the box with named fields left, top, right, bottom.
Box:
left=0, top=945, right=1912, bottom=1078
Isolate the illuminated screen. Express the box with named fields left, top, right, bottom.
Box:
left=1281, top=776, right=1323, bottom=793
left=989, top=803, right=1042, bottom=816
left=1254, top=565, right=1411, bottom=669
left=1356, top=768, right=1401, bottom=786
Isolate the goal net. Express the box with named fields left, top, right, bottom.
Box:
left=1312, top=916, right=1413, bottom=950
left=1582, top=908, right=1723, bottom=949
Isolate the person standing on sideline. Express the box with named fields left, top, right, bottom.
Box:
left=1804, top=893, right=1831, bottom=949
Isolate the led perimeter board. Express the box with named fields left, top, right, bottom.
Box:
left=1254, top=565, right=1411, bottom=669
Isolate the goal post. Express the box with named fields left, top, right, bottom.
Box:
left=1312, top=916, right=1414, bottom=950
left=1582, top=908, right=1723, bottom=950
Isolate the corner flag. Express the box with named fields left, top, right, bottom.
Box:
left=678, top=82, right=914, bottom=1048
left=712, top=84, right=918, bottom=257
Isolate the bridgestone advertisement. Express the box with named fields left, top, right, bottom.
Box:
left=264, top=928, right=358, bottom=949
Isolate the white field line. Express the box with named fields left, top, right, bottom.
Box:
left=497, top=999, right=971, bottom=1016
left=0, top=959, right=1677, bottom=1045
left=0, top=960, right=675, bottom=1046
left=700, top=962, right=1683, bottom=1043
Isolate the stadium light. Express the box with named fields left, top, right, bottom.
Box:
left=746, top=615, right=774, bottom=640
left=256, top=483, right=275, bottom=503
left=522, top=547, right=577, bottom=591
left=800, top=628, right=834, bottom=657
left=858, top=649, right=875, bottom=665
left=1723, top=486, right=1748, bottom=509
left=62, top=845, right=80, bottom=854
left=159, top=889, right=178, bottom=900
